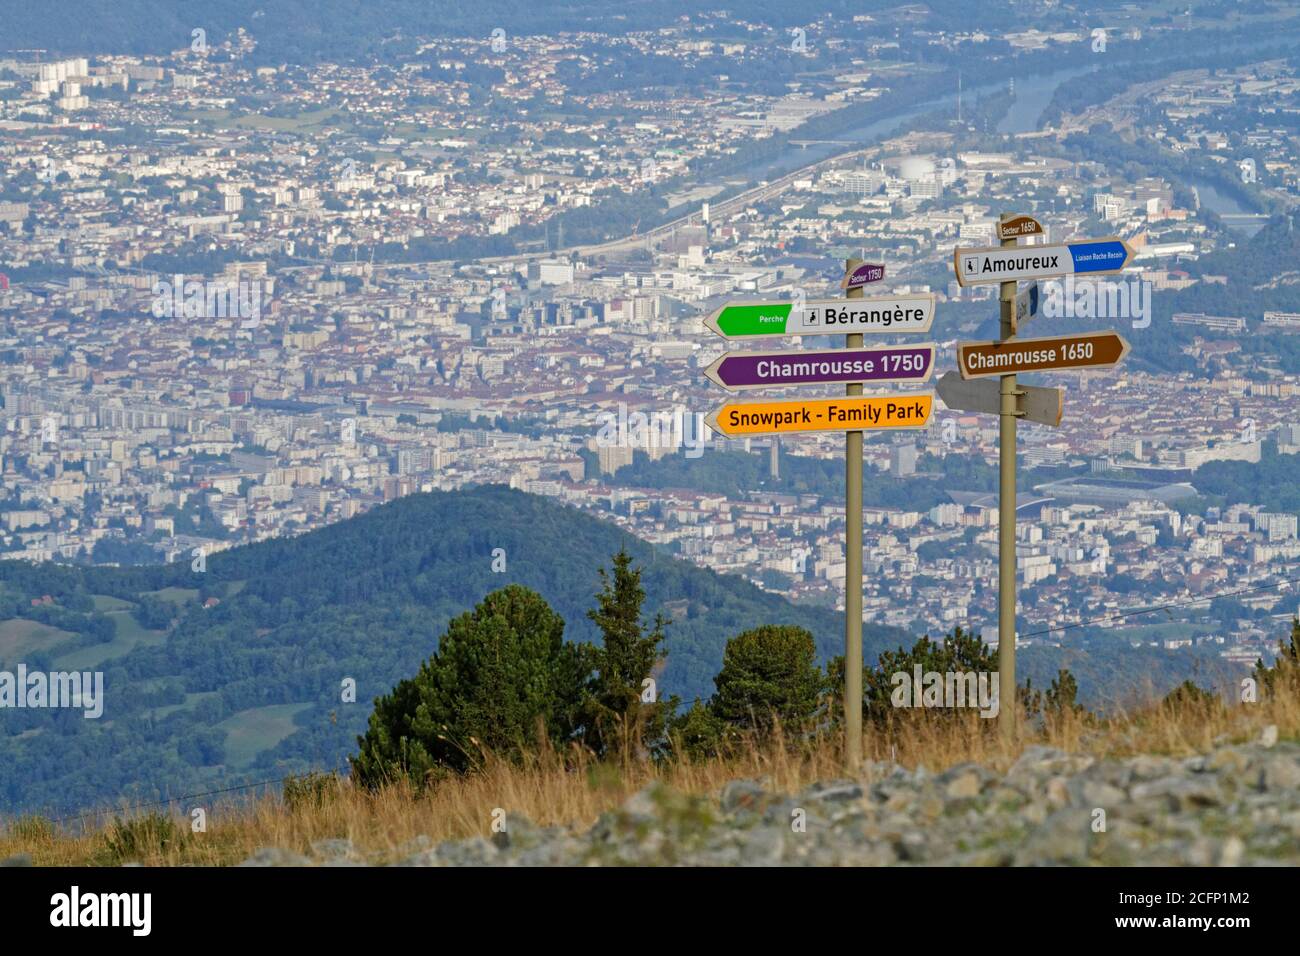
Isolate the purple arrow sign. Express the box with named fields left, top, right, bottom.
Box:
left=703, top=343, right=935, bottom=391
left=841, top=262, right=885, bottom=290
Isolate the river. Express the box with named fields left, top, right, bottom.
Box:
left=726, top=63, right=1104, bottom=184
left=1185, top=176, right=1267, bottom=236
left=726, top=37, right=1284, bottom=241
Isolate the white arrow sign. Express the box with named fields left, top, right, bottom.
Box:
left=953, top=237, right=1136, bottom=287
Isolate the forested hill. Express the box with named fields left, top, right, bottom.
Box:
left=132, top=483, right=885, bottom=696
left=0, top=486, right=1245, bottom=815
left=0, top=486, right=904, bottom=814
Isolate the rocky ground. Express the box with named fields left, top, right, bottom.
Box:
left=239, top=731, right=1300, bottom=866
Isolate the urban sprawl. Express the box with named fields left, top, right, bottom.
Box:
left=3, top=18, right=1300, bottom=669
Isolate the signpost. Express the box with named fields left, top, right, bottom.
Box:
left=952, top=236, right=1135, bottom=287
left=935, top=371, right=1062, bottom=428
left=694, top=219, right=1133, bottom=753
left=704, top=393, right=934, bottom=436
left=701, top=255, right=946, bottom=770
left=994, top=220, right=1018, bottom=743
left=703, top=343, right=935, bottom=391
left=703, top=292, right=935, bottom=339
left=842, top=259, right=865, bottom=774
left=948, top=219, right=1134, bottom=740
left=956, top=331, right=1130, bottom=380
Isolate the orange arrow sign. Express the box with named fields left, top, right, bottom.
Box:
left=956, top=331, right=1130, bottom=380
left=706, top=393, right=934, bottom=437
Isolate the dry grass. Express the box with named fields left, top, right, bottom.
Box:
left=4, top=687, right=1297, bottom=866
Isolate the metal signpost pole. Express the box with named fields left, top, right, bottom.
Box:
left=703, top=262, right=938, bottom=772
left=997, top=218, right=1019, bottom=742
left=844, top=257, right=864, bottom=771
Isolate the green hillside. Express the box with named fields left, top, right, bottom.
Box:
left=0, top=485, right=903, bottom=814
left=0, top=485, right=1246, bottom=816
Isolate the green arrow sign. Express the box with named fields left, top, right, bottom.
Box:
left=703, top=293, right=936, bottom=339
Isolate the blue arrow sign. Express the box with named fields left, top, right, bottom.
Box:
left=1067, top=240, right=1130, bottom=274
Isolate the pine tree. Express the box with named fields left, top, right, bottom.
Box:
left=829, top=625, right=998, bottom=724
left=582, top=547, right=671, bottom=762
left=1024, top=668, right=1087, bottom=722
left=1253, top=617, right=1300, bottom=697
left=351, top=584, right=588, bottom=789
left=668, top=698, right=727, bottom=761
left=709, top=625, right=825, bottom=733
left=1044, top=669, right=1082, bottom=715
left=1161, top=679, right=1219, bottom=710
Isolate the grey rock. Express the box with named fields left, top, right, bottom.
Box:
left=310, top=838, right=356, bottom=860
left=738, top=832, right=785, bottom=868
left=944, top=771, right=983, bottom=801
left=893, top=829, right=930, bottom=862
left=1130, top=775, right=1223, bottom=810
left=516, top=835, right=583, bottom=867
left=1067, top=777, right=1127, bottom=808
left=1181, top=755, right=1207, bottom=773
left=434, top=836, right=499, bottom=866
left=1220, top=836, right=1246, bottom=867
left=695, top=844, right=742, bottom=866
left=761, top=796, right=809, bottom=827
left=222, top=741, right=1300, bottom=867
left=720, top=779, right=768, bottom=815
left=1012, top=809, right=1090, bottom=865
left=618, top=785, right=661, bottom=820
left=490, top=813, right=540, bottom=850
left=395, top=852, right=436, bottom=866
left=800, top=779, right=864, bottom=804
left=1128, top=754, right=1178, bottom=781
left=940, top=763, right=993, bottom=801
left=396, top=835, right=433, bottom=856
left=1205, top=747, right=1252, bottom=775
left=1007, top=746, right=1094, bottom=783
left=239, top=847, right=310, bottom=867
left=1259, top=754, right=1300, bottom=791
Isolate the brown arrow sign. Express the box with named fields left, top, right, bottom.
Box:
left=935, top=371, right=1063, bottom=427
left=956, top=330, right=1130, bottom=380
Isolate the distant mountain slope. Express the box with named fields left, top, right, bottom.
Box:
left=0, top=1, right=923, bottom=61
left=0, top=485, right=904, bottom=814
left=152, top=483, right=889, bottom=700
